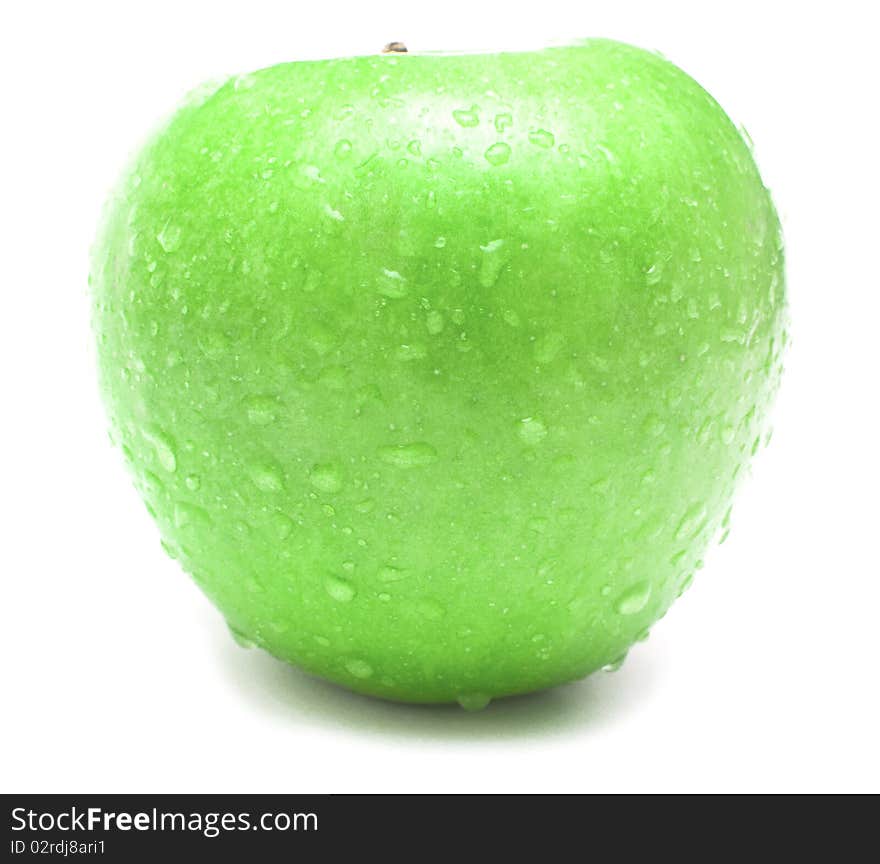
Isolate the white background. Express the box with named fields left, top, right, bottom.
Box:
left=2, top=1, right=878, bottom=793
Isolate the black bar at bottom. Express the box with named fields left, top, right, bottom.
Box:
left=1, top=792, right=869, bottom=857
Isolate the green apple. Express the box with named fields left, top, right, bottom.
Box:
left=92, top=39, right=786, bottom=707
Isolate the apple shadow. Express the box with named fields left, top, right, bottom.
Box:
left=212, top=623, right=656, bottom=740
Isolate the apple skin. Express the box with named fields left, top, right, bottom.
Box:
left=92, top=39, right=786, bottom=705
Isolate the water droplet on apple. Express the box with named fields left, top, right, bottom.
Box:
left=334, top=138, right=353, bottom=158
left=233, top=73, right=257, bottom=91
left=344, top=658, right=374, bottom=679
left=174, top=500, right=211, bottom=531
left=413, top=598, right=445, bottom=620
left=670, top=549, right=688, bottom=567
left=479, top=238, right=506, bottom=287
left=642, top=414, right=666, bottom=437
left=677, top=572, right=694, bottom=596
left=602, top=652, right=628, bottom=672
left=645, top=261, right=664, bottom=285
left=309, top=462, right=343, bottom=494
left=426, top=310, right=444, bottom=334
left=323, top=203, right=345, bottom=222
left=615, top=581, right=652, bottom=615
left=354, top=498, right=376, bottom=513
left=198, top=330, right=228, bottom=357
left=379, top=565, right=407, bottom=583
left=302, top=269, right=322, bottom=293
left=142, top=428, right=177, bottom=473
left=596, top=144, right=616, bottom=165
left=228, top=624, right=256, bottom=649
left=518, top=417, right=547, bottom=445
left=528, top=128, right=555, bottom=148
left=457, top=693, right=491, bottom=711
left=721, top=327, right=745, bottom=344
left=484, top=142, right=511, bottom=166
left=248, top=462, right=284, bottom=493
left=494, top=112, right=512, bottom=133
left=452, top=106, right=480, bottom=127
left=301, top=164, right=324, bottom=184
left=184, top=474, right=201, bottom=491
left=721, top=506, right=733, bottom=529
left=325, top=576, right=356, bottom=603
left=737, top=123, right=755, bottom=151
left=244, top=394, right=279, bottom=425
left=378, top=441, right=438, bottom=467
left=157, top=222, right=182, bottom=253
left=396, top=343, right=427, bottom=361
left=271, top=512, right=295, bottom=539
left=718, top=506, right=733, bottom=544
left=675, top=502, right=708, bottom=540
left=377, top=268, right=408, bottom=298
left=433, top=236, right=446, bottom=248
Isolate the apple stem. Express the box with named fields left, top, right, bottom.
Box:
left=382, top=42, right=408, bottom=54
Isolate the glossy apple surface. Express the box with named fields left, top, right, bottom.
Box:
left=92, top=40, right=786, bottom=706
